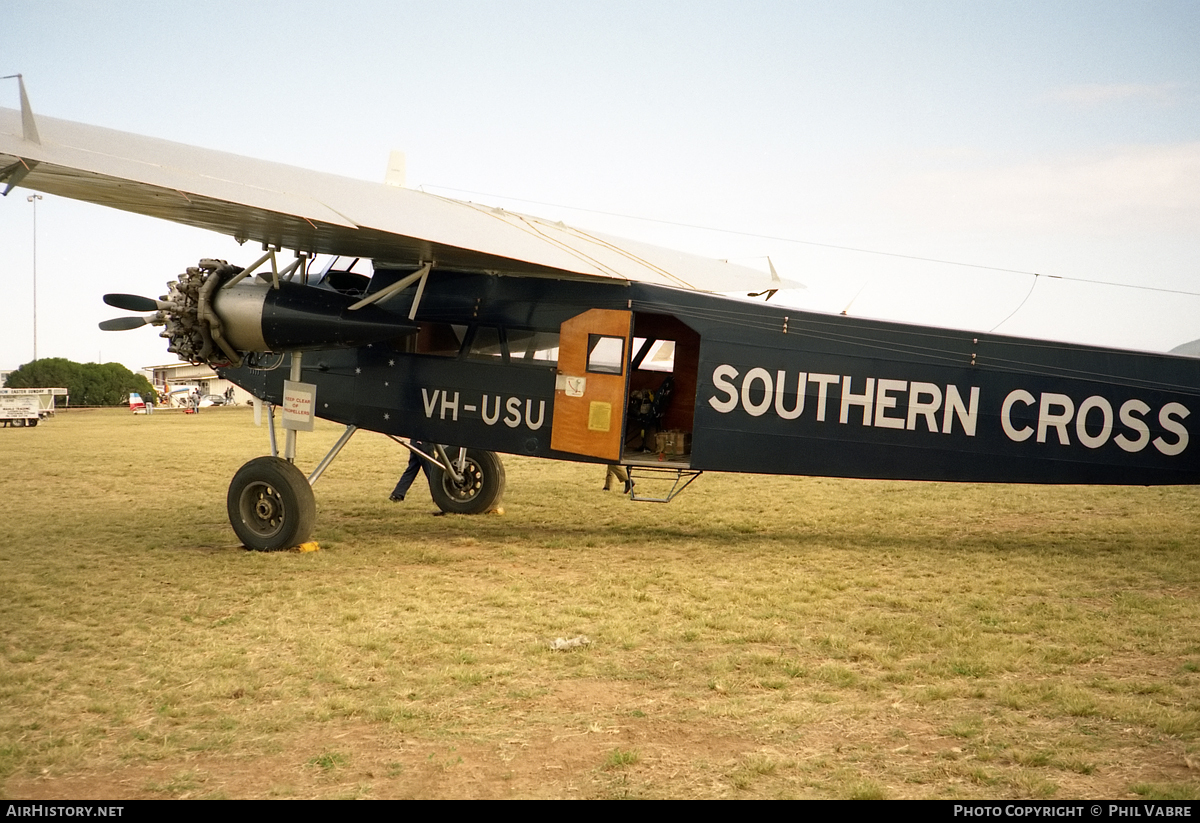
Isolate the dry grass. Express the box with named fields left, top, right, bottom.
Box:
left=1, top=407, right=1198, bottom=799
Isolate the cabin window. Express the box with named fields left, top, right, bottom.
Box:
left=586, top=334, right=625, bottom=375
left=507, top=329, right=559, bottom=364
left=632, top=337, right=675, bottom=373
left=467, top=326, right=505, bottom=360
left=414, top=322, right=466, bottom=357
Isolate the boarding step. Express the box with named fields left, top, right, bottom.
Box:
left=627, top=465, right=703, bottom=503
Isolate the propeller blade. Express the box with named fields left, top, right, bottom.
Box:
left=99, top=316, right=152, bottom=331
left=103, top=293, right=162, bottom=312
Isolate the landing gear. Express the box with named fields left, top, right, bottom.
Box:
left=223, top=413, right=502, bottom=550
left=227, top=456, right=316, bottom=551
left=428, top=449, right=506, bottom=514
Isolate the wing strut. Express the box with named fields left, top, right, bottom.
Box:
left=0, top=157, right=38, bottom=196
left=1, top=74, right=40, bottom=145
left=0, top=74, right=42, bottom=193
left=222, top=248, right=309, bottom=290
left=347, top=262, right=431, bottom=314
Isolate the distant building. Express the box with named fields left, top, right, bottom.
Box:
left=0, top=370, right=11, bottom=389
left=144, top=362, right=256, bottom=406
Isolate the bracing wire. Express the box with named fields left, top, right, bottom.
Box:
left=422, top=184, right=1200, bottom=299
left=989, top=274, right=1041, bottom=332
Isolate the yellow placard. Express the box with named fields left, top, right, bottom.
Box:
left=587, top=401, right=612, bottom=432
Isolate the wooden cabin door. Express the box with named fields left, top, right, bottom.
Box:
left=550, top=308, right=633, bottom=461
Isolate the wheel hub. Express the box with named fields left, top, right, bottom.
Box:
left=446, top=461, right=484, bottom=500
left=243, top=482, right=284, bottom=536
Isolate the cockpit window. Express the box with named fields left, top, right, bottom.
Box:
left=327, top=256, right=375, bottom=276
left=318, top=256, right=375, bottom=295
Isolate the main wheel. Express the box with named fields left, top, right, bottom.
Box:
left=227, top=456, right=316, bottom=551
left=428, top=449, right=505, bottom=514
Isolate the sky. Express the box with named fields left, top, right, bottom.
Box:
left=2, top=0, right=1199, bottom=374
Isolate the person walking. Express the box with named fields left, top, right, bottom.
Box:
left=391, top=440, right=432, bottom=502
left=603, top=464, right=632, bottom=493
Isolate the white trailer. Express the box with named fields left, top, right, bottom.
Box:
left=0, top=388, right=66, bottom=427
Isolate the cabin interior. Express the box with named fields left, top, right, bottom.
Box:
left=620, top=312, right=699, bottom=467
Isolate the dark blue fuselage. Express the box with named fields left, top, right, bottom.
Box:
left=222, top=270, right=1200, bottom=485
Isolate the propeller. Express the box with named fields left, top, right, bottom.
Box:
left=99, top=314, right=160, bottom=331
left=100, top=293, right=172, bottom=332
left=103, top=293, right=170, bottom=312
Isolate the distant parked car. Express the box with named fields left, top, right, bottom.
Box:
left=199, top=394, right=229, bottom=407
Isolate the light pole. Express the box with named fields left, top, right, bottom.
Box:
left=27, top=193, right=42, bottom=362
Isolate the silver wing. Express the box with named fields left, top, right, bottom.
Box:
left=0, top=104, right=785, bottom=293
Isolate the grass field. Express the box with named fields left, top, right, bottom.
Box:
left=1, top=407, right=1198, bottom=799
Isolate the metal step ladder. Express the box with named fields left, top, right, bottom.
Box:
left=626, top=465, right=703, bottom=503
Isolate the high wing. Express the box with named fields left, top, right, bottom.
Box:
left=0, top=104, right=784, bottom=293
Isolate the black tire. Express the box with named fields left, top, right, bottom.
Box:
left=428, top=449, right=505, bottom=514
left=227, top=456, right=316, bottom=551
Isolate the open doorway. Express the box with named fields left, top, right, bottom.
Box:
left=623, top=313, right=700, bottom=466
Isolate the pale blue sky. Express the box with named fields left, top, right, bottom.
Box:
left=3, top=1, right=1198, bottom=372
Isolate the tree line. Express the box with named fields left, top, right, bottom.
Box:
left=4, top=358, right=158, bottom=406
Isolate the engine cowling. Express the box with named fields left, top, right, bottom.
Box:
left=158, top=259, right=418, bottom=366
